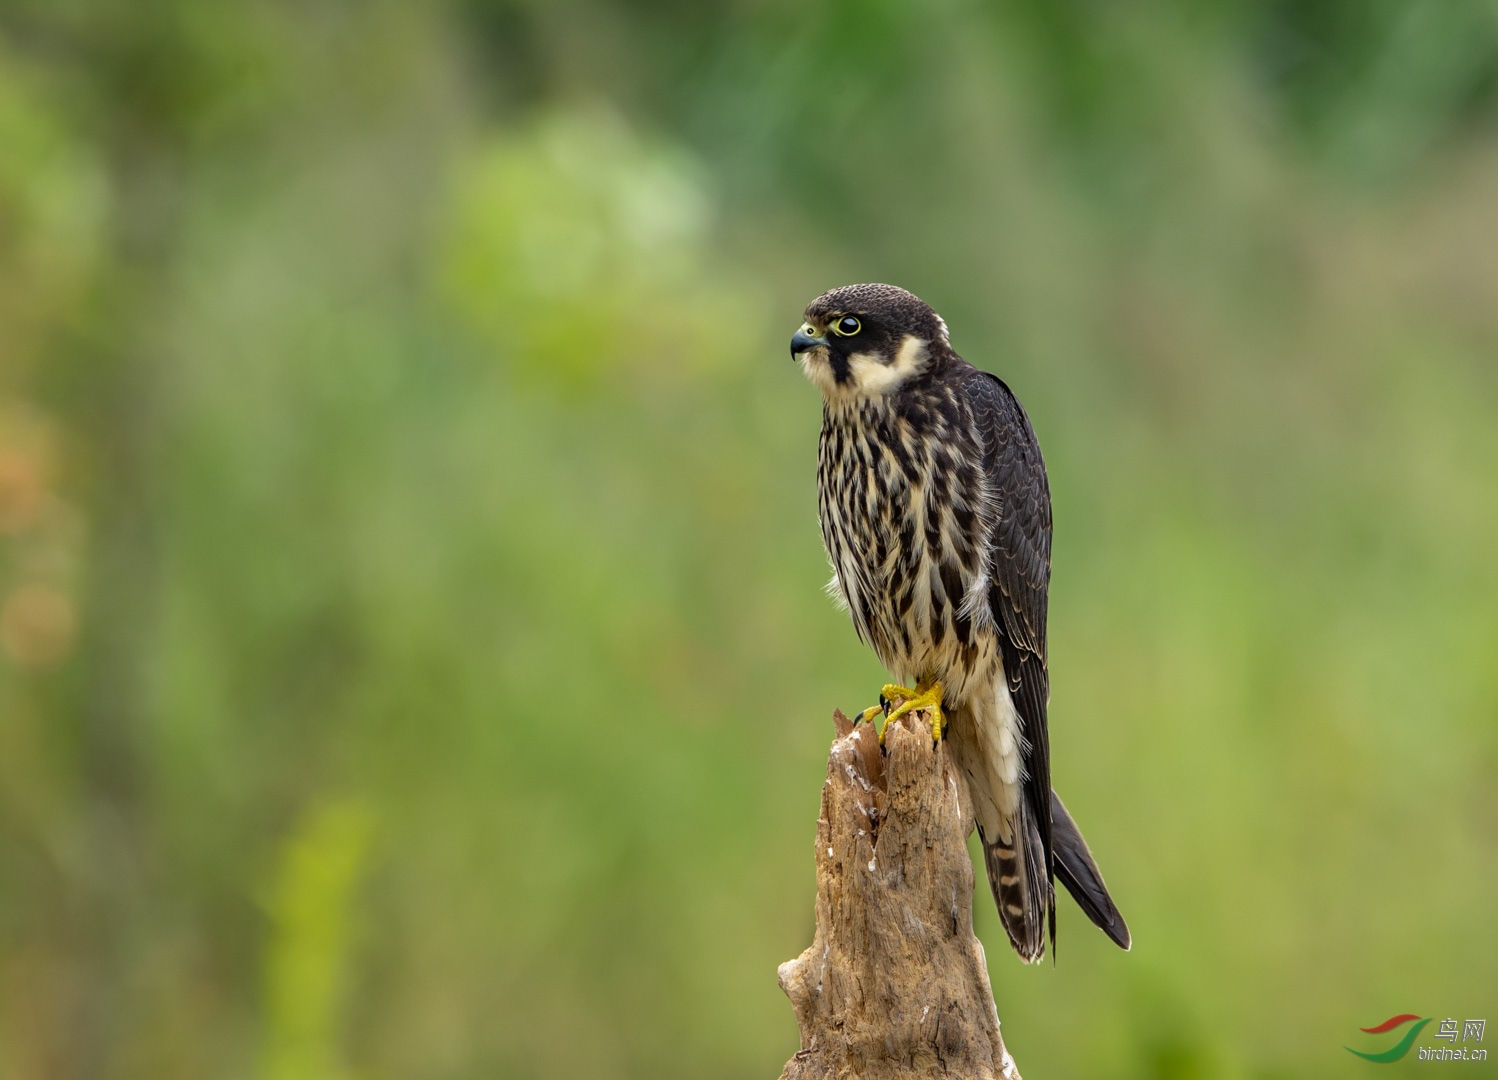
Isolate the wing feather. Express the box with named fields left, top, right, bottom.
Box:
left=965, top=368, right=1056, bottom=950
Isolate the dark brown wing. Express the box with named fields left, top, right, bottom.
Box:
left=964, top=367, right=1055, bottom=952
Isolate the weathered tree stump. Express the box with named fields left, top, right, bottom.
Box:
left=778, top=709, right=1021, bottom=1080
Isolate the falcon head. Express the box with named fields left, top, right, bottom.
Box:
left=791, top=283, right=951, bottom=399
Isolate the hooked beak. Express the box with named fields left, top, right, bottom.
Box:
left=790, top=326, right=827, bottom=360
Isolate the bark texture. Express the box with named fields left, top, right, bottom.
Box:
left=778, top=709, right=1021, bottom=1080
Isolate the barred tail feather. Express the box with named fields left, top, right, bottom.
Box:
left=980, top=798, right=1051, bottom=963
left=1050, top=789, right=1131, bottom=950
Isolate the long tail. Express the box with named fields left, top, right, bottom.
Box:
left=1050, top=789, right=1131, bottom=950
left=979, top=794, right=1050, bottom=963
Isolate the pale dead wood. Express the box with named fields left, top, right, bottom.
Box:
left=777, top=708, right=1021, bottom=1080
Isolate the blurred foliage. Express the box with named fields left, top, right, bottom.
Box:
left=263, top=800, right=372, bottom=1080
left=439, top=109, right=746, bottom=392
left=1, top=1, right=1496, bottom=1078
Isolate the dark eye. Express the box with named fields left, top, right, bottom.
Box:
left=831, top=315, right=862, bottom=337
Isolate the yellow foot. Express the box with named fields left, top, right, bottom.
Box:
left=879, top=682, right=946, bottom=744
left=851, top=689, right=905, bottom=730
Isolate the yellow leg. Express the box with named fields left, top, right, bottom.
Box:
left=880, top=681, right=946, bottom=744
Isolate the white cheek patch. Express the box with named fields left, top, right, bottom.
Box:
left=848, top=334, right=929, bottom=395
left=800, top=333, right=930, bottom=402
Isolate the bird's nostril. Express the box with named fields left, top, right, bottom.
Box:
left=790, top=329, right=826, bottom=358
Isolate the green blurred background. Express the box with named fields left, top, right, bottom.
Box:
left=1, top=2, right=1496, bottom=1077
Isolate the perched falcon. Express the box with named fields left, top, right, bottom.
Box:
left=791, top=283, right=1130, bottom=962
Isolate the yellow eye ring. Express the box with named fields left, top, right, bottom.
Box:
left=831, top=315, right=861, bottom=337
